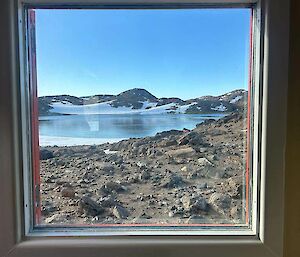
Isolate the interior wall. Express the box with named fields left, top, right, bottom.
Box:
left=284, top=0, right=300, bottom=256
left=0, top=0, right=299, bottom=256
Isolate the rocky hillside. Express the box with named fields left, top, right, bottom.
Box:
left=39, top=113, right=248, bottom=225
left=38, top=88, right=247, bottom=116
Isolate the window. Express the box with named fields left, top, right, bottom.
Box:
left=28, top=7, right=254, bottom=231
left=0, top=0, right=289, bottom=256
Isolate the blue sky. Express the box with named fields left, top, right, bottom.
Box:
left=35, top=8, right=251, bottom=99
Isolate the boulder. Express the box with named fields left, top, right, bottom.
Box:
left=136, top=161, right=147, bottom=169
left=189, top=197, right=209, bottom=213
left=40, top=149, right=54, bottom=160
left=101, top=181, right=126, bottom=194
left=112, top=205, right=129, bottom=219
left=165, top=147, right=196, bottom=158
left=44, top=213, right=61, bottom=224
left=99, top=195, right=117, bottom=208
left=227, top=176, right=243, bottom=198
left=181, top=195, right=192, bottom=210
left=204, top=169, right=226, bottom=179
left=79, top=196, right=105, bottom=216
left=162, top=174, right=185, bottom=189
left=178, top=132, right=203, bottom=146
left=61, top=187, right=75, bottom=198
left=139, top=170, right=151, bottom=180
left=100, top=164, right=115, bottom=174
left=158, top=139, right=178, bottom=147
left=197, top=157, right=213, bottom=166
left=41, top=201, right=58, bottom=216
left=181, top=196, right=209, bottom=213
left=152, top=130, right=182, bottom=140
left=208, top=193, right=232, bottom=215
left=197, top=182, right=208, bottom=189
left=186, top=171, right=199, bottom=179
left=197, top=119, right=215, bottom=126
left=230, top=205, right=242, bottom=220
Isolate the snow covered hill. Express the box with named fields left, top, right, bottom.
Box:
left=38, top=88, right=247, bottom=116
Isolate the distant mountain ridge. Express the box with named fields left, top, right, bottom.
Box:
left=38, top=88, right=247, bottom=116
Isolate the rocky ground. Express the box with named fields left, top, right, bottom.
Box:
left=39, top=112, right=248, bottom=226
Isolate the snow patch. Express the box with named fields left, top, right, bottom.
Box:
left=104, top=149, right=119, bottom=154
left=51, top=100, right=74, bottom=105
left=141, top=103, right=177, bottom=114
left=175, top=102, right=198, bottom=113
left=211, top=103, right=227, bottom=112
left=49, top=100, right=197, bottom=115
left=50, top=101, right=134, bottom=115
left=140, top=101, right=157, bottom=109
left=230, top=96, right=242, bottom=103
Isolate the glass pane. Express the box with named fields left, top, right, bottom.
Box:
left=32, top=8, right=252, bottom=228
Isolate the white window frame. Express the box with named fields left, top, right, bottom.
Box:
left=22, top=0, right=258, bottom=237
left=0, top=0, right=289, bottom=256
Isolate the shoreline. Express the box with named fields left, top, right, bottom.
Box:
left=39, top=136, right=123, bottom=147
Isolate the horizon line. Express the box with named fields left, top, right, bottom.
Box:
left=38, top=87, right=247, bottom=99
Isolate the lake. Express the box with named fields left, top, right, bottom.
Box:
left=39, top=113, right=225, bottom=146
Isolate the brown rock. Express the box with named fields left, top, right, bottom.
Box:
left=61, top=187, right=75, bottom=198
left=165, top=147, right=196, bottom=158
left=79, top=196, right=105, bottom=216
